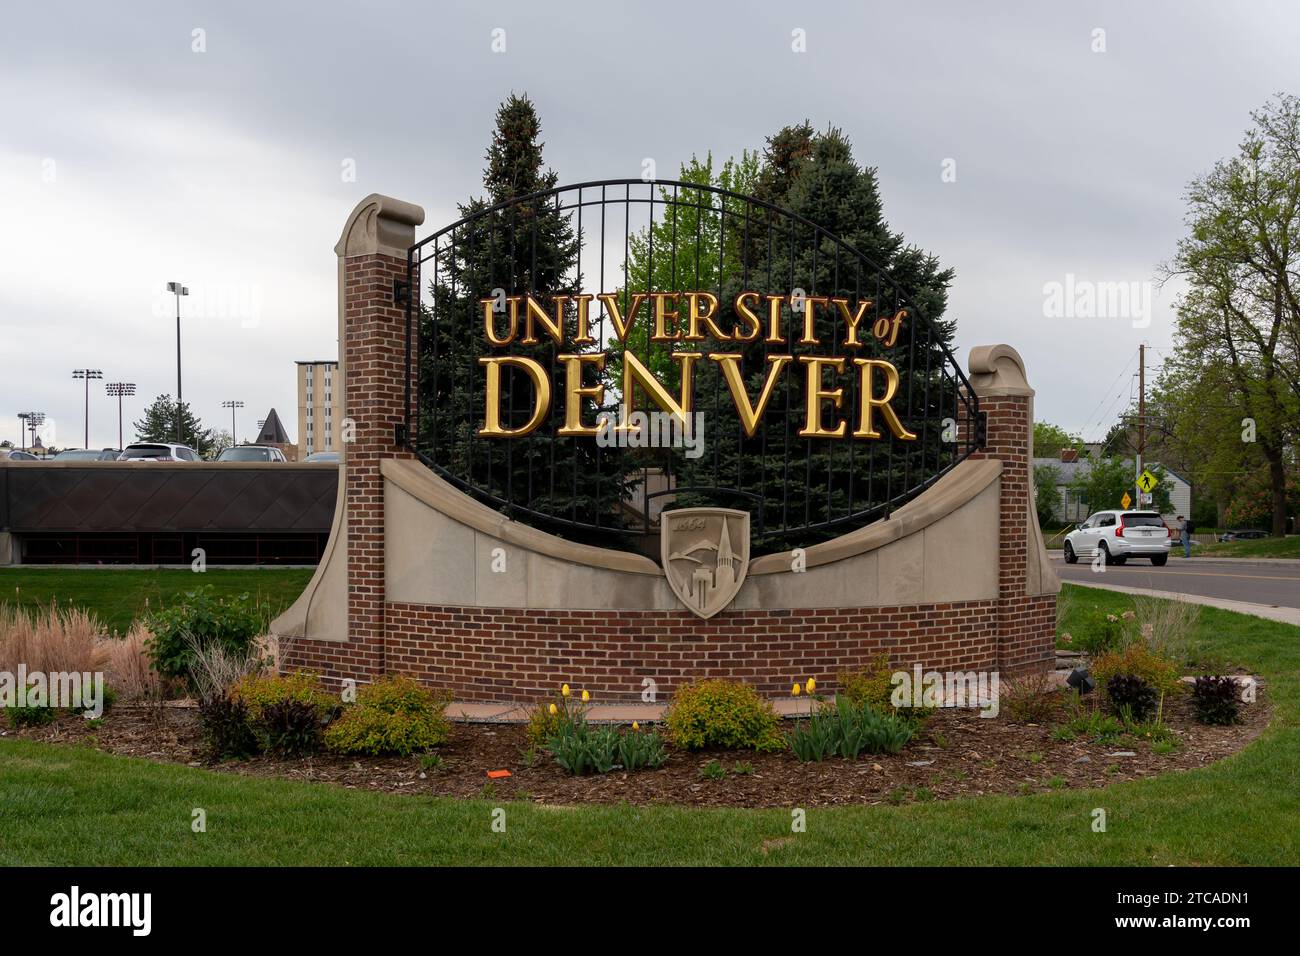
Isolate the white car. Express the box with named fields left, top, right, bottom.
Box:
left=1063, top=510, right=1172, bottom=566
left=118, top=442, right=201, bottom=462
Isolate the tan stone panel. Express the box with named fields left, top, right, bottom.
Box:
left=921, top=479, right=1001, bottom=603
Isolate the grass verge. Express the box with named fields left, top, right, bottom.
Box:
left=0, top=582, right=1296, bottom=865
left=0, top=567, right=314, bottom=634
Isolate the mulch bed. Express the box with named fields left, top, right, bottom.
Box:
left=5, top=688, right=1270, bottom=809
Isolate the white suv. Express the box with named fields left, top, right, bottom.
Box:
left=1063, top=510, right=1172, bottom=566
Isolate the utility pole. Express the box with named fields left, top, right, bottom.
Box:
left=1136, top=343, right=1146, bottom=506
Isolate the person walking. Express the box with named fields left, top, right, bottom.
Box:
left=1179, top=514, right=1194, bottom=558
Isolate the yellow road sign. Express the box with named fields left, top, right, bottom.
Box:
left=1121, top=491, right=1132, bottom=510
left=1138, top=469, right=1159, bottom=493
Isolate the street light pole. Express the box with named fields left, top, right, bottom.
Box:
left=166, top=282, right=189, bottom=443
left=106, top=383, right=136, bottom=451
left=71, top=369, right=102, bottom=448
left=222, top=399, right=244, bottom=446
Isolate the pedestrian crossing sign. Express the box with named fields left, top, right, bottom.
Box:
left=1138, top=469, right=1159, bottom=494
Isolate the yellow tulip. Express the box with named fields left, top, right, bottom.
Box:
left=806, top=678, right=816, bottom=694
left=632, top=721, right=640, bottom=731
left=561, top=684, right=570, bottom=697
left=792, top=683, right=801, bottom=696
left=548, top=703, right=558, bottom=716
left=581, top=689, right=590, bottom=702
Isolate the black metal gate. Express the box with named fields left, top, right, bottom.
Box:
left=404, top=179, right=981, bottom=555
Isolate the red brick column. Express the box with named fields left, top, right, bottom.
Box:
left=335, top=195, right=424, bottom=679
left=966, top=345, right=1055, bottom=677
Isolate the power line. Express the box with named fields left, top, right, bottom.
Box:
left=1076, top=347, right=1139, bottom=441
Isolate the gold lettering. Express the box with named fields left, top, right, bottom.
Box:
left=521, top=294, right=567, bottom=345
left=651, top=292, right=681, bottom=341
left=684, top=292, right=728, bottom=341
left=597, top=292, right=648, bottom=342
left=833, top=297, right=874, bottom=348
left=733, top=291, right=762, bottom=341
left=482, top=297, right=517, bottom=347
left=556, top=353, right=606, bottom=436
left=572, top=294, right=595, bottom=344
left=620, top=350, right=701, bottom=427
left=798, top=356, right=847, bottom=438
left=799, top=296, right=829, bottom=345
left=853, top=358, right=917, bottom=440
left=710, top=353, right=793, bottom=438
left=477, top=356, right=551, bottom=437
left=764, top=294, right=787, bottom=344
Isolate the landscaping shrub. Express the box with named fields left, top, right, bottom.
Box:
left=4, top=703, right=58, bottom=730
left=1092, top=642, right=1181, bottom=700
left=1191, top=675, right=1241, bottom=725
left=1105, top=674, right=1159, bottom=722
left=259, top=698, right=329, bottom=756
left=1002, top=671, right=1061, bottom=723
left=0, top=604, right=108, bottom=675
left=837, top=656, right=935, bottom=723
left=664, top=679, right=784, bottom=752
left=788, top=697, right=914, bottom=762
left=1073, top=608, right=1130, bottom=656
left=143, top=586, right=265, bottom=686
left=837, top=655, right=895, bottom=712
left=323, top=676, right=451, bottom=757
left=103, top=623, right=159, bottom=701
left=197, top=694, right=259, bottom=759
left=231, top=670, right=335, bottom=720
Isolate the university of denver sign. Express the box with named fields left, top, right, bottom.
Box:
left=274, top=187, right=1059, bottom=698
left=408, top=180, right=983, bottom=576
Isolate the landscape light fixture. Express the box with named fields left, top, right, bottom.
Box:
left=1066, top=667, right=1096, bottom=695
left=72, top=368, right=103, bottom=448
left=106, top=382, right=136, bottom=451
left=222, top=399, right=245, bottom=445
left=166, top=281, right=189, bottom=443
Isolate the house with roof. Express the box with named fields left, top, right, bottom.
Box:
left=1033, top=448, right=1192, bottom=523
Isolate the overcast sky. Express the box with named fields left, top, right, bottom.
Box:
left=2, top=0, right=1296, bottom=451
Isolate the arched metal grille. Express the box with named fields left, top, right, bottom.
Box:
left=405, top=179, right=982, bottom=555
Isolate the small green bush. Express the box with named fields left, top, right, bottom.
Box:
left=4, top=704, right=57, bottom=730
left=323, top=676, right=451, bottom=757
left=1074, top=608, right=1129, bottom=656
left=664, top=679, right=784, bottom=752
left=1093, top=642, right=1181, bottom=701
left=837, top=656, right=935, bottom=723
left=1002, top=671, right=1060, bottom=723
left=1191, top=675, right=1241, bottom=726
left=144, top=586, right=265, bottom=686
left=231, top=670, right=335, bottom=719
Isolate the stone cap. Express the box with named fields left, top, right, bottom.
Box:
left=335, top=194, right=426, bottom=259
left=968, top=344, right=1034, bottom=398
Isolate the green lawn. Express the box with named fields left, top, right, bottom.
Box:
left=1184, top=536, right=1300, bottom=559
left=0, top=567, right=314, bottom=634
left=0, top=581, right=1296, bottom=865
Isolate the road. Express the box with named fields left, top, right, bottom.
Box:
left=1052, top=556, right=1300, bottom=611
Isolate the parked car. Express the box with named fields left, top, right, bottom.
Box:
left=303, top=451, right=340, bottom=462
left=1063, top=510, right=1172, bottom=566
left=216, top=445, right=287, bottom=462
left=54, top=448, right=122, bottom=461
left=117, top=442, right=201, bottom=462
left=0, top=448, right=39, bottom=461
left=1217, top=529, right=1269, bottom=542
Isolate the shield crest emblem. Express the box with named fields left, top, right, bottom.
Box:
left=661, top=507, right=751, bottom=619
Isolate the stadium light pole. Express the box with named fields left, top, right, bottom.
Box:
left=221, top=399, right=244, bottom=445
left=72, top=369, right=103, bottom=448
left=17, top=412, right=31, bottom=452
left=106, top=382, right=136, bottom=451
left=166, top=282, right=189, bottom=443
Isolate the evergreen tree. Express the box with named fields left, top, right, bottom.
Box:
left=669, top=125, right=959, bottom=551
left=417, top=94, right=637, bottom=541
left=132, top=394, right=214, bottom=456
